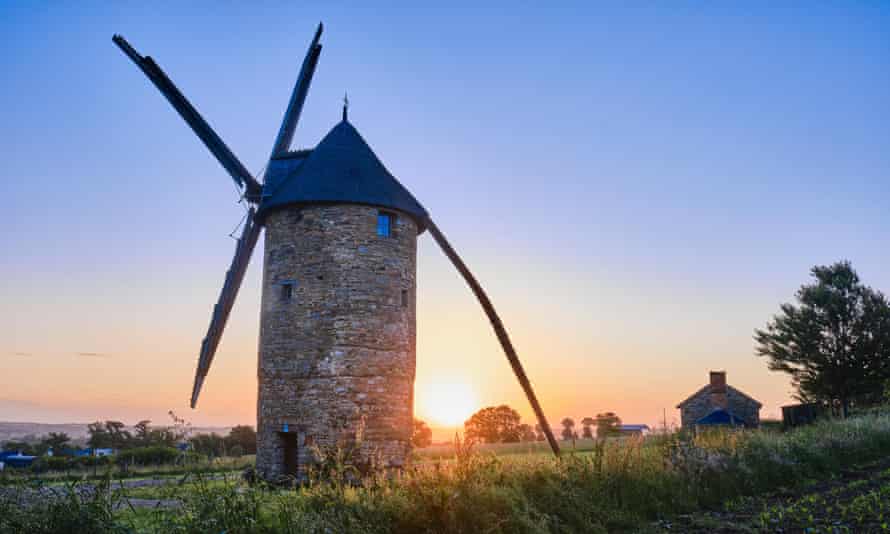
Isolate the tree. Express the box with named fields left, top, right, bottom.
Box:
left=580, top=417, right=595, bottom=439
left=534, top=424, right=545, bottom=442
left=134, top=420, right=153, bottom=446
left=595, top=412, right=621, bottom=437
left=560, top=417, right=576, bottom=441
left=464, top=405, right=522, bottom=443
left=2, top=440, right=35, bottom=455
left=104, top=421, right=132, bottom=449
left=148, top=427, right=180, bottom=448
left=190, top=433, right=228, bottom=457
left=412, top=419, right=433, bottom=448
left=41, top=432, right=71, bottom=454
left=227, top=425, right=257, bottom=454
left=87, top=421, right=112, bottom=449
left=87, top=421, right=134, bottom=450
left=518, top=423, right=536, bottom=442
left=755, top=261, right=890, bottom=416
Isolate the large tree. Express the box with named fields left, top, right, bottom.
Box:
left=227, top=425, right=257, bottom=454
left=41, top=432, right=71, bottom=454
left=755, top=261, right=890, bottom=416
left=87, top=421, right=112, bottom=449
left=595, top=412, right=621, bottom=437
left=464, top=405, right=522, bottom=443
left=560, top=417, right=576, bottom=441
left=580, top=417, right=595, bottom=439
left=412, top=419, right=433, bottom=448
left=105, top=421, right=132, bottom=449
left=518, top=423, right=536, bottom=442
left=134, top=420, right=153, bottom=446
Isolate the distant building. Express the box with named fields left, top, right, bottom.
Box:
left=75, top=448, right=115, bottom=457
left=617, top=424, right=650, bottom=437
left=782, top=403, right=824, bottom=429
left=676, top=371, right=761, bottom=428
left=0, top=453, right=36, bottom=468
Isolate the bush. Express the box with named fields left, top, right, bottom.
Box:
left=0, top=478, right=124, bottom=534
left=115, top=446, right=180, bottom=467
left=31, top=455, right=111, bottom=473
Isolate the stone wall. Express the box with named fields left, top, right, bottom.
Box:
left=679, top=386, right=761, bottom=428
left=256, top=204, right=417, bottom=481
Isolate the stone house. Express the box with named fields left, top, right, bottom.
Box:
left=676, top=371, right=761, bottom=428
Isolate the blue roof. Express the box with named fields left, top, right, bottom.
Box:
left=257, top=119, right=428, bottom=231
left=2, top=453, right=36, bottom=468
left=696, top=409, right=746, bottom=426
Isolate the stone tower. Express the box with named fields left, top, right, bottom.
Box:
left=254, top=118, right=427, bottom=480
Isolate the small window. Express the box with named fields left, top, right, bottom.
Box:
left=401, top=289, right=409, bottom=308
left=280, top=281, right=295, bottom=302
left=377, top=212, right=393, bottom=237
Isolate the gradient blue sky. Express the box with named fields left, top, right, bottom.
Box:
left=2, top=3, right=888, bottom=431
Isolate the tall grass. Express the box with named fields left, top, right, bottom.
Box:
left=4, top=412, right=890, bottom=533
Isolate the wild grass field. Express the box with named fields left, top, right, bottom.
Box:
left=4, top=412, right=890, bottom=533
left=0, top=455, right=253, bottom=485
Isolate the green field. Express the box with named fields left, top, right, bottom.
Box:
left=0, top=454, right=253, bottom=485
left=4, top=412, right=890, bottom=533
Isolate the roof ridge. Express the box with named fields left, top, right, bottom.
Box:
left=676, top=382, right=763, bottom=409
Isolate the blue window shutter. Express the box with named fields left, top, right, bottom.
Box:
left=377, top=212, right=392, bottom=237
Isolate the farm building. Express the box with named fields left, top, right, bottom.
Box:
left=617, top=424, right=650, bottom=437
left=0, top=452, right=36, bottom=468
left=676, top=371, right=761, bottom=428
left=74, top=448, right=115, bottom=457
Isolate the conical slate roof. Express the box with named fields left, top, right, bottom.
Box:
left=257, top=119, right=427, bottom=231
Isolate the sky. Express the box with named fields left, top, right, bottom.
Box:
left=2, top=2, right=889, bottom=437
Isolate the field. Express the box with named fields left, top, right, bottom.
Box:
left=4, top=412, right=890, bottom=533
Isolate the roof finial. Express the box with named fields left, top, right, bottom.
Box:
left=342, top=92, right=349, bottom=121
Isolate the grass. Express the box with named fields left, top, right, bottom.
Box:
left=414, top=437, right=601, bottom=462
left=5, top=412, right=890, bottom=533
left=648, top=463, right=890, bottom=532
left=0, top=455, right=253, bottom=485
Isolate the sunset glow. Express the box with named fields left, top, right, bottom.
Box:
left=415, top=379, right=479, bottom=428
left=2, top=4, right=888, bottom=440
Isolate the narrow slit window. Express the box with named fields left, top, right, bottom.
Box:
left=401, top=289, right=409, bottom=308
left=280, top=282, right=295, bottom=302
left=377, top=212, right=393, bottom=237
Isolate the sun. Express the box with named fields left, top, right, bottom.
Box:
left=416, top=379, right=479, bottom=427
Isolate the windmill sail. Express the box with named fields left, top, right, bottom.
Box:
left=112, top=35, right=262, bottom=201
left=269, top=23, right=324, bottom=158
left=191, top=209, right=262, bottom=408
left=423, top=217, right=562, bottom=457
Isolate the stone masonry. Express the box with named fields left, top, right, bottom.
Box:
left=676, top=371, right=762, bottom=428
left=256, top=204, right=417, bottom=480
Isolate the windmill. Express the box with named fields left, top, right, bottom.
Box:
left=114, top=24, right=560, bottom=479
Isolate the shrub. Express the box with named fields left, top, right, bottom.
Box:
left=0, top=478, right=124, bottom=534
left=115, top=446, right=180, bottom=467
left=31, top=454, right=111, bottom=473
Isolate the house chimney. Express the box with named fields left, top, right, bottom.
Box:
left=710, top=371, right=727, bottom=409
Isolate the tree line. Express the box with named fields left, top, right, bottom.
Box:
left=411, top=406, right=626, bottom=447
left=2, top=414, right=257, bottom=459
